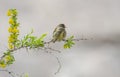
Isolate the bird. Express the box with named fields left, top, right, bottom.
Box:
left=52, top=24, right=66, bottom=43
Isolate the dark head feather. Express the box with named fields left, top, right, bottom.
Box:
left=58, top=24, right=66, bottom=28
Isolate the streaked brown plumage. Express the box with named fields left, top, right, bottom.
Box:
left=52, top=24, right=66, bottom=43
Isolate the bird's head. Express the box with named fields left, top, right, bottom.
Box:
left=58, top=24, right=66, bottom=28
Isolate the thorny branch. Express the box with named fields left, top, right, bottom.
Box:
left=54, top=56, right=61, bottom=75
left=0, top=69, right=19, bottom=77
left=0, top=37, right=89, bottom=76
left=0, top=69, right=27, bottom=77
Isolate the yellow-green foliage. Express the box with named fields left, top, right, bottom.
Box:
left=0, top=51, right=15, bottom=68
left=21, top=31, right=47, bottom=48
left=0, top=9, right=75, bottom=69
left=7, top=9, right=19, bottom=50
left=64, top=36, right=75, bottom=49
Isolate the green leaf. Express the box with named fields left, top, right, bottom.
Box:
left=8, top=55, right=15, bottom=64
left=64, top=36, right=75, bottom=49
left=4, top=51, right=11, bottom=55
left=21, top=32, right=47, bottom=48
left=39, top=33, right=47, bottom=41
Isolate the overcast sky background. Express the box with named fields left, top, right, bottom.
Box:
left=0, top=0, right=120, bottom=77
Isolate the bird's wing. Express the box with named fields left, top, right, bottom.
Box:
left=63, top=30, right=66, bottom=38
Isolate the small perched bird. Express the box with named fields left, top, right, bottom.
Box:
left=52, top=24, right=66, bottom=43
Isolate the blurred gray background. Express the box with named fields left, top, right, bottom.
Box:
left=0, top=0, right=120, bottom=77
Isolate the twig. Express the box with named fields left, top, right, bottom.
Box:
left=0, top=37, right=91, bottom=76
left=0, top=69, right=15, bottom=77
left=54, top=56, right=61, bottom=75
left=44, top=40, right=52, bottom=44
left=0, top=69, right=25, bottom=77
left=44, top=47, right=61, bottom=53
left=0, top=45, right=61, bottom=60
left=0, top=46, right=25, bottom=60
